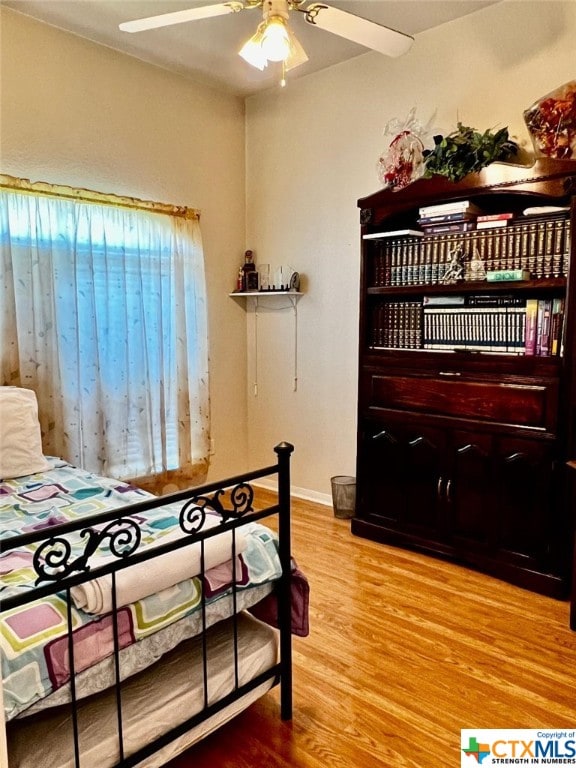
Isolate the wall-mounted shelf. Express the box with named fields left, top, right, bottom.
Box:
left=230, top=291, right=302, bottom=302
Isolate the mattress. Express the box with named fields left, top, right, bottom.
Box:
left=7, top=612, right=278, bottom=768
left=1, top=459, right=283, bottom=720
left=19, top=580, right=274, bottom=719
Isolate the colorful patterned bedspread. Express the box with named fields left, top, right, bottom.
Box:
left=0, top=459, right=282, bottom=720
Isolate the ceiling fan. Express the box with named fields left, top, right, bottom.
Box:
left=119, top=0, right=414, bottom=85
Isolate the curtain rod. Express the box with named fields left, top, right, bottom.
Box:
left=0, top=174, right=200, bottom=220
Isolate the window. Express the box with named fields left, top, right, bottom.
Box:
left=0, top=179, right=209, bottom=481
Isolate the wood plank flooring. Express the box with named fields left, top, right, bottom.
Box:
left=166, top=492, right=576, bottom=768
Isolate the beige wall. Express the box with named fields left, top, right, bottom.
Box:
left=245, top=0, right=576, bottom=501
left=0, top=7, right=248, bottom=481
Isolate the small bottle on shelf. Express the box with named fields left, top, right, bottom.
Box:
left=242, top=250, right=258, bottom=291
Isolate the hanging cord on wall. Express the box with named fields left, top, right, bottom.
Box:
left=252, top=297, right=299, bottom=396
left=254, top=300, right=259, bottom=397
left=293, top=299, right=298, bottom=392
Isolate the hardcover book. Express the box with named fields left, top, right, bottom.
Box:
left=421, top=220, right=477, bottom=235
left=417, top=212, right=477, bottom=225
left=477, top=220, right=512, bottom=230
left=476, top=212, right=515, bottom=222
left=551, top=297, right=565, bottom=356
left=486, top=269, right=531, bottom=282
left=535, top=299, right=552, bottom=356
left=419, top=200, right=484, bottom=217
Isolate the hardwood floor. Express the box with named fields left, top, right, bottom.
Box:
left=166, top=492, right=576, bottom=768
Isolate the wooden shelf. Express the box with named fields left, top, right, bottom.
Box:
left=366, top=278, right=566, bottom=297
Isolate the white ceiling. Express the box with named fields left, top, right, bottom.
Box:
left=3, top=0, right=502, bottom=96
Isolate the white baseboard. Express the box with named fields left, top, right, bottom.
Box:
left=253, top=479, right=332, bottom=507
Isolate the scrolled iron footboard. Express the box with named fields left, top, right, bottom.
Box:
left=0, top=442, right=294, bottom=768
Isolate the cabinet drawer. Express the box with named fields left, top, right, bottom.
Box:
left=364, top=372, right=557, bottom=430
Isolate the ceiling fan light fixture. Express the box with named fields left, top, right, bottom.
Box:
left=239, top=23, right=268, bottom=69
left=120, top=0, right=413, bottom=87
left=284, top=26, right=308, bottom=71
left=260, top=15, right=291, bottom=62
left=239, top=9, right=308, bottom=78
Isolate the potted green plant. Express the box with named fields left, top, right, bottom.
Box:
left=423, top=122, right=519, bottom=183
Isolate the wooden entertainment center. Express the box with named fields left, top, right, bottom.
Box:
left=353, top=158, right=576, bottom=601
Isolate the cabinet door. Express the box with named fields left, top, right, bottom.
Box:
left=357, top=420, right=407, bottom=525
left=357, top=419, right=447, bottom=542
left=447, top=430, right=495, bottom=552
left=401, top=423, right=447, bottom=540
left=494, top=436, right=560, bottom=570
left=443, top=431, right=564, bottom=575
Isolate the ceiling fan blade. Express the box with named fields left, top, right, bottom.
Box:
left=119, top=2, right=244, bottom=33
left=304, top=4, right=413, bottom=58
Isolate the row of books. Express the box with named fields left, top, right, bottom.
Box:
left=367, top=217, right=570, bottom=288
left=418, top=200, right=484, bottom=235
left=417, top=200, right=548, bottom=234
left=423, top=306, right=526, bottom=353
left=369, top=297, right=564, bottom=356
left=417, top=215, right=518, bottom=235
left=370, top=302, right=422, bottom=349
left=419, top=199, right=484, bottom=218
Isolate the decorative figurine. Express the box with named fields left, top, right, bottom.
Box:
left=465, top=247, right=487, bottom=283
left=524, top=80, right=576, bottom=159
left=238, top=249, right=256, bottom=292
left=377, top=108, right=435, bottom=191
left=442, top=246, right=466, bottom=284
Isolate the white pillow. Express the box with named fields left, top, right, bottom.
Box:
left=0, top=387, right=50, bottom=480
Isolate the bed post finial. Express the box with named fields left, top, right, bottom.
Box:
left=274, top=441, right=294, bottom=456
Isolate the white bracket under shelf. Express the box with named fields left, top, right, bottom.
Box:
left=229, top=291, right=303, bottom=394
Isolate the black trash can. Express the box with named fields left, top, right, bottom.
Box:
left=330, top=475, right=356, bottom=519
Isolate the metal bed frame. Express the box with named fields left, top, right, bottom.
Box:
left=0, top=442, right=294, bottom=767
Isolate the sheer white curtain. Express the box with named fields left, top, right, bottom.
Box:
left=0, top=186, right=210, bottom=481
